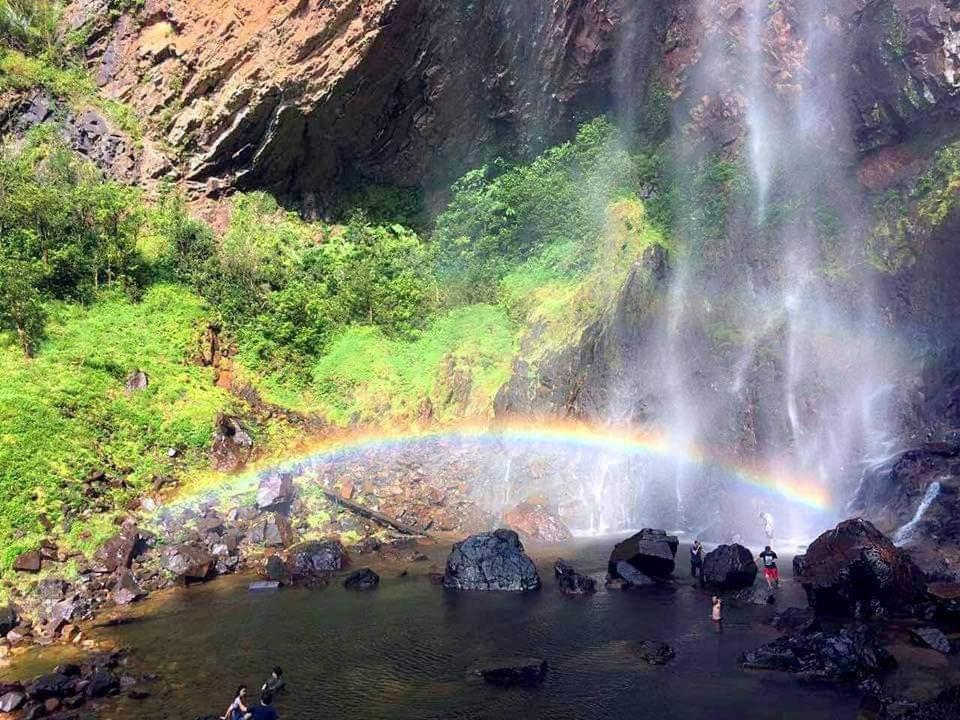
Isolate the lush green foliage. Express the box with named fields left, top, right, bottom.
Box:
left=0, top=0, right=60, bottom=57
left=0, top=285, right=233, bottom=569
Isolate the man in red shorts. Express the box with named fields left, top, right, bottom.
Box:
left=758, top=545, right=779, bottom=589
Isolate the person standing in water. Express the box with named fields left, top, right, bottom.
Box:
left=758, top=545, right=779, bottom=589
left=261, top=667, right=285, bottom=695
left=690, top=540, right=704, bottom=583
left=711, top=596, right=723, bottom=633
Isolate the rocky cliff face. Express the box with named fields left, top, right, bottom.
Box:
left=69, top=0, right=667, bottom=210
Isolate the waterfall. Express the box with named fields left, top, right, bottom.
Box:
left=893, top=481, right=942, bottom=546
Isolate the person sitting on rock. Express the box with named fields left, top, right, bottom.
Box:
left=222, top=685, right=249, bottom=720
left=261, top=666, right=285, bottom=695
left=690, top=540, right=704, bottom=582
left=758, top=545, right=779, bottom=589
left=249, top=691, right=280, bottom=720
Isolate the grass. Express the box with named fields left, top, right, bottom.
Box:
left=0, top=284, right=232, bottom=569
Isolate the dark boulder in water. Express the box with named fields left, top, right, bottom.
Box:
left=801, top=519, right=926, bottom=617
left=739, top=625, right=895, bottom=679
left=910, top=627, right=951, bottom=654
left=610, top=561, right=656, bottom=588
left=629, top=640, right=675, bottom=665
left=467, top=657, right=547, bottom=686
left=443, top=529, right=540, bottom=592
left=793, top=554, right=806, bottom=577
left=343, top=568, right=380, bottom=590
left=553, top=559, right=596, bottom=595
left=702, top=544, right=758, bottom=591
left=286, top=540, right=347, bottom=582
left=608, top=528, right=678, bottom=580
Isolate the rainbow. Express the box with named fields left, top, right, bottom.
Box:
left=163, top=418, right=832, bottom=512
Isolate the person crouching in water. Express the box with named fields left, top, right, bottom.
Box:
left=711, top=596, right=723, bottom=633
left=758, top=545, right=779, bottom=589
left=222, top=685, right=249, bottom=720
left=690, top=540, right=704, bottom=584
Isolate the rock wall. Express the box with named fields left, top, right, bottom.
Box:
left=69, top=0, right=668, bottom=209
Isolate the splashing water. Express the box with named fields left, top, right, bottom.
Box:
left=894, top=481, right=942, bottom=546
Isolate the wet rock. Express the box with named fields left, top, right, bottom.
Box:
left=702, top=544, right=758, bottom=591
left=739, top=626, right=896, bottom=679
left=629, top=640, right=675, bottom=665
left=93, top=524, right=140, bottom=573
left=503, top=500, right=572, bottom=543
left=927, top=582, right=960, bottom=622
left=256, top=472, right=295, bottom=512
left=85, top=668, right=118, bottom=697
left=260, top=555, right=289, bottom=584
left=0, top=691, right=25, bottom=712
left=210, top=414, right=253, bottom=472
left=910, top=627, right=951, bottom=654
left=801, top=519, right=926, bottom=617
left=468, top=657, right=547, bottom=686
left=608, top=528, right=678, bottom=580
left=27, top=673, right=72, bottom=701
left=124, top=369, right=149, bottom=393
left=554, top=560, right=596, bottom=595
left=285, top=540, right=346, bottom=582
left=343, top=568, right=380, bottom=591
left=112, top=569, right=146, bottom=605
left=163, top=545, right=214, bottom=583
left=443, top=529, right=541, bottom=592
left=770, top=607, right=816, bottom=633
left=793, top=554, right=805, bottom=577
left=881, top=684, right=960, bottom=720
left=610, top=561, right=656, bottom=588
left=13, top=551, right=41, bottom=573
left=0, top=606, right=17, bottom=636
left=248, top=581, right=281, bottom=592
left=733, top=575, right=776, bottom=605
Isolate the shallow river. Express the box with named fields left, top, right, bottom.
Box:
left=5, top=539, right=866, bottom=720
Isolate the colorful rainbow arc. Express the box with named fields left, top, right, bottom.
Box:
left=164, top=419, right=832, bottom=512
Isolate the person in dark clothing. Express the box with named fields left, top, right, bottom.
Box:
left=758, top=545, right=779, bottom=589
left=248, top=692, right=280, bottom=720
left=690, top=540, right=704, bottom=583
left=261, top=667, right=285, bottom=695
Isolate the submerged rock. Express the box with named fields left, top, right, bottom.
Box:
left=629, top=640, right=675, bottom=665
left=443, top=529, right=541, bottom=592
left=769, top=607, right=816, bottom=633
left=553, top=559, right=596, bottom=595
left=608, top=528, right=678, bottom=581
left=702, top=544, right=758, bottom=591
left=467, top=657, right=547, bottom=686
left=801, top=519, right=926, bottom=617
left=343, top=568, right=380, bottom=591
left=739, top=626, right=895, bottom=679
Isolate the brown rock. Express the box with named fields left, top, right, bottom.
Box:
left=12, top=552, right=40, bottom=573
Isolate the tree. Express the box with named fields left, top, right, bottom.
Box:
left=0, top=256, right=46, bottom=356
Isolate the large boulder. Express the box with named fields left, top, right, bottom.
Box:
left=285, top=540, right=346, bottom=582
left=801, top=519, right=927, bottom=617
left=443, top=529, right=541, bottom=592
left=503, top=500, right=572, bottom=543
left=256, top=472, right=295, bottom=512
left=702, top=544, right=758, bottom=591
left=739, top=626, right=896, bottom=680
left=607, top=528, right=678, bottom=581
left=92, top=524, right=140, bottom=574
left=163, top=545, right=214, bottom=583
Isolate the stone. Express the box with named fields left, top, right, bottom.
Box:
left=112, top=569, right=146, bottom=605
left=467, top=657, right=547, bottom=686
left=248, top=581, right=281, bottom=592
left=343, top=568, right=380, bottom=591
left=12, top=552, right=41, bottom=573
left=0, top=691, right=25, bottom=712
left=910, top=627, right=951, bottom=654
left=124, top=369, right=149, bottom=393
left=801, top=519, right=926, bottom=617
left=43, top=698, right=60, bottom=713
left=611, top=561, right=656, bottom=588
left=36, top=578, right=69, bottom=601
left=26, top=673, right=72, bottom=701
left=770, top=607, right=816, bottom=633
left=629, top=640, right=675, bottom=665
left=607, top=529, right=678, bottom=580
left=256, top=472, right=295, bottom=512
left=261, top=515, right=296, bottom=548
left=285, top=540, right=346, bottom=582
left=260, top=555, right=288, bottom=584
left=85, top=668, right=118, bottom=698
left=163, top=545, right=214, bottom=583
left=555, top=561, right=596, bottom=595
left=0, top=607, right=17, bottom=637
left=793, top=554, right=805, bottom=577
left=93, top=525, right=140, bottom=573
left=702, top=544, right=758, bottom=591
left=210, top=414, right=253, bottom=472
left=739, top=626, right=896, bottom=679
left=443, top=530, right=541, bottom=592
left=503, top=500, right=572, bottom=543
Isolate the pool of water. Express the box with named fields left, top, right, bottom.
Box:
left=4, top=539, right=865, bottom=720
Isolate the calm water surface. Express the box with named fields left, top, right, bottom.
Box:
left=5, top=539, right=864, bottom=720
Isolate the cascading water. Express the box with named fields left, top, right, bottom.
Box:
left=893, top=481, right=942, bottom=547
